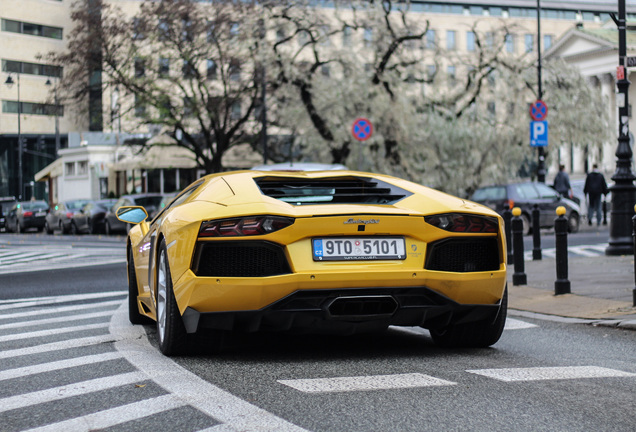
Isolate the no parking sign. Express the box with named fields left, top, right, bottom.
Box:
left=352, top=118, right=373, bottom=141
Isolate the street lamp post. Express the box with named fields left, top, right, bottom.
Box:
left=536, top=0, right=546, bottom=183
left=45, top=77, right=61, bottom=157
left=607, top=0, right=636, bottom=255
left=5, top=74, right=23, bottom=200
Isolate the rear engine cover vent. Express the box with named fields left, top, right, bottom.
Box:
left=255, top=176, right=412, bottom=205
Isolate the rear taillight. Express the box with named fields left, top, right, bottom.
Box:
left=505, top=199, right=514, bottom=209
left=66, top=212, right=73, bottom=219
left=199, top=216, right=295, bottom=237
left=23, top=211, right=33, bottom=217
left=425, top=213, right=498, bottom=233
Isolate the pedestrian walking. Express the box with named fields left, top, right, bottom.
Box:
left=553, top=164, right=572, bottom=199
left=583, top=163, right=608, bottom=226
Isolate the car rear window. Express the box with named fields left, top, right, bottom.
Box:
left=21, top=202, right=48, bottom=210
left=471, top=187, right=506, bottom=201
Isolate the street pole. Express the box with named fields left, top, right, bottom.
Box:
left=606, top=0, right=636, bottom=256
left=5, top=74, right=22, bottom=200
left=536, top=0, right=546, bottom=183
left=46, top=77, right=61, bottom=157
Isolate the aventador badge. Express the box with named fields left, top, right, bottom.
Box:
left=344, top=218, right=379, bottom=224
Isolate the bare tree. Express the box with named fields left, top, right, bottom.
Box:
left=47, top=0, right=265, bottom=173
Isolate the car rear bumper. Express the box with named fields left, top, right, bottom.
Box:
left=181, top=286, right=503, bottom=335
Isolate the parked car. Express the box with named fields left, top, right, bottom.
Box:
left=0, top=196, right=17, bottom=232
left=104, top=193, right=164, bottom=235
left=119, top=170, right=508, bottom=356
left=150, top=192, right=178, bottom=219
left=70, top=199, right=118, bottom=234
left=5, top=200, right=49, bottom=233
left=45, top=199, right=92, bottom=234
left=470, top=181, right=581, bottom=235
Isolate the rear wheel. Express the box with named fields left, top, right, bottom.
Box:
left=70, top=221, right=79, bottom=235
left=16, top=222, right=22, bottom=234
left=128, top=247, right=153, bottom=325
left=104, top=220, right=112, bottom=235
left=568, top=213, right=580, bottom=233
left=430, top=286, right=508, bottom=348
left=520, top=214, right=531, bottom=236
left=156, top=239, right=189, bottom=356
left=45, top=221, right=53, bottom=234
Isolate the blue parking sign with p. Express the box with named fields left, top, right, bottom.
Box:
left=530, top=121, right=548, bottom=147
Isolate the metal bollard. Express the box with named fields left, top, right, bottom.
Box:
left=554, top=206, right=571, bottom=295
left=532, top=204, right=542, bottom=260
left=632, top=205, right=636, bottom=307
left=503, top=207, right=513, bottom=264
left=602, top=199, right=608, bottom=225
left=512, top=207, right=527, bottom=286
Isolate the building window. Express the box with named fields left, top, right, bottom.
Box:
left=426, top=30, right=436, bottom=49
left=321, top=65, right=330, bottom=78
left=2, top=100, right=63, bottom=116
left=77, top=160, right=88, bottom=176
left=182, top=17, right=193, bottom=42
left=466, top=31, right=475, bottom=51
left=230, top=101, right=241, bottom=119
left=182, top=60, right=196, bottom=79
left=183, top=96, right=194, bottom=117
left=505, top=34, right=515, bottom=53
left=1, top=19, right=63, bottom=39
left=320, top=25, right=331, bottom=46
left=159, top=57, right=170, bottom=77
left=446, top=30, right=456, bottom=50
left=364, top=28, right=373, bottom=47
left=134, top=58, right=145, bottom=77
left=2, top=60, right=62, bottom=77
left=487, top=102, right=496, bottom=116
left=229, top=22, right=239, bottom=38
left=65, top=162, right=75, bottom=176
left=158, top=19, right=170, bottom=41
left=543, top=34, right=553, bottom=50
left=447, top=65, right=456, bottom=83
left=229, top=60, right=241, bottom=81
left=486, top=32, right=494, bottom=48
left=525, top=34, right=534, bottom=53
left=343, top=26, right=352, bottom=46
left=427, top=64, right=437, bottom=80
left=206, top=21, right=216, bottom=43
left=207, top=59, right=217, bottom=79
left=132, top=18, right=145, bottom=40
left=276, top=28, right=286, bottom=43
left=134, top=95, right=146, bottom=117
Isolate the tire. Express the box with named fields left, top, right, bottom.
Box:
left=430, top=286, right=508, bottom=348
left=16, top=221, right=22, bottom=234
left=128, top=247, right=154, bottom=325
left=45, top=221, right=54, bottom=234
left=70, top=221, right=79, bottom=235
left=568, top=213, right=580, bottom=233
left=105, top=220, right=112, bottom=235
left=156, top=239, right=189, bottom=356
left=61, top=221, right=70, bottom=235
left=520, top=214, right=531, bottom=236
left=87, top=218, right=95, bottom=235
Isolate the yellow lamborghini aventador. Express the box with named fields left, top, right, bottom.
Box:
left=118, top=170, right=508, bottom=356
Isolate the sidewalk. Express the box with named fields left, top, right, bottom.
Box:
left=507, top=229, right=636, bottom=329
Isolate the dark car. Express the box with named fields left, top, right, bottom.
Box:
left=5, top=200, right=49, bottom=233
left=149, top=192, right=178, bottom=219
left=45, top=199, right=92, bottom=234
left=104, top=193, right=163, bottom=235
left=470, top=181, right=581, bottom=235
left=0, top=196, right=17, bottom=232
left=71, top=199, right=118, bottom=234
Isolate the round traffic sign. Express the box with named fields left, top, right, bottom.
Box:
left=352, top=118, right=373, bottom=141
left=529, top=100, right=548, bottom=121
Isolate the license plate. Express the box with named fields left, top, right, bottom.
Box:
left=35, top=211, right=46, bottom=217
left=312, top=237, right=406, bottom=261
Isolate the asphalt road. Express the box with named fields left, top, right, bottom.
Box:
left=1, top=233, right=635, bottom=431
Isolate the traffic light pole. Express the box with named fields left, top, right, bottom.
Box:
left=606, top=0, right=636, bottom=256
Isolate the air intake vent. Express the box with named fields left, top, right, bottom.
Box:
left=193, top=241, right=291, bottom=277
left=255, top=176, right=412, bottom=205
left=425, top=238, right=500, bottom=273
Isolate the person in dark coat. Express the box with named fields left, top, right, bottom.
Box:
left=584, top=164, right=608, bottom=226
left=553, top=164, right=572, bottom=199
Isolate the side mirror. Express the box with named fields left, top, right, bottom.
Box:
left=116, top=206, right=148, bottom=224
